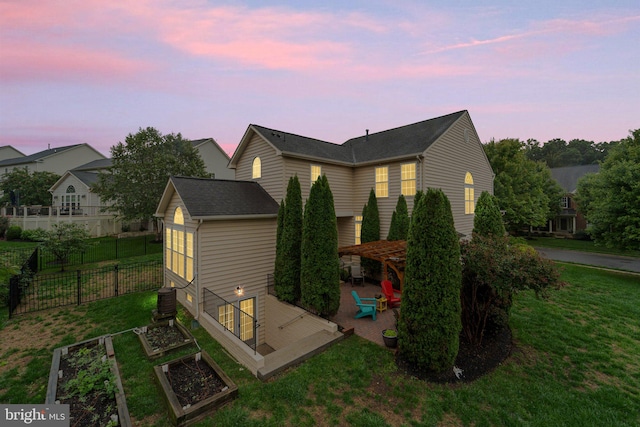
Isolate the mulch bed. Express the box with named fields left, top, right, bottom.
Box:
left=144, top=324, right=187, bottom=351
left=396, top=326, right=513, bottom=383
left=57, top=342, right=118, bottom=427
left=165, top=358, right=227, bottom=408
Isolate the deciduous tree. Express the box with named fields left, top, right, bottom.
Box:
left=484, top=138, right=562, bottom=233
left=0, top=169, right=60, bottom=207
left=37, top=223, right=93, bottom=271
left=93, top=127, right=209, bottom=237
left=576, top=129, right=640, bottom=250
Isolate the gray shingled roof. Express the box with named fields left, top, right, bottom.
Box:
left=551, top=164, right=600, bottom=193
left=345, top=110, right=466, bottom=163
left=170, top=176, right=279, bottom=218
left=73, top=158, right=113, bottom=171
left=70, top=171, right=99, bottom=187
left=251, top=125, right=352, bottom=163
left=0, top=144, right=82, bottom=166
left=250, top=110, right=466, bottom=165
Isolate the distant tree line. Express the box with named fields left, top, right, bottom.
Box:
left=523, top=137, right=621, bottom=168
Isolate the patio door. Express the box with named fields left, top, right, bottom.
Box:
left=217, top=297, right=255, bottom=347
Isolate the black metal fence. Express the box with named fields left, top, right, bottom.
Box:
left=203, top=288, right=257, bottom=353
left=8, top=260, right=162, bottom=317
left=38, top=234, right=162, bottom=271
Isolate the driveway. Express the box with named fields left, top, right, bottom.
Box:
left=534, top=247, right=640, bottom=274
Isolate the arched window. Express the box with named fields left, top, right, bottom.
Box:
left=165, top=206, right=193, bottom=281
left=252, top=157, right=261, bottom=179
left=64, top=185, right=77, bottom=210
left=464, top=172, right=475, bottom=214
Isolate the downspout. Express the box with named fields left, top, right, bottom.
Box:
left=194, top=219, right=203, bottom=319
left=416, top=155, right=424, bottom=193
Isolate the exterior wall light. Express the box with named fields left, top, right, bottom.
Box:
left=235, top=286, right=244, bottom=296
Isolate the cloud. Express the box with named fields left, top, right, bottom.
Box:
left=420, top=14, right=640, bottom=56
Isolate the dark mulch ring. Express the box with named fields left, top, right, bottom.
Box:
left=145, top=324, right=187, bottom=350
left=57, top=343, right=118, bottom=427
left=166, top=358, right=227, bottom=408
left=396, top=326, right=513, bottom=383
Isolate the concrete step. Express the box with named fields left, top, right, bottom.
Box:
left=257, top=329, right=344, bottom=380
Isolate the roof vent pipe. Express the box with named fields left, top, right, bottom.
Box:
left=366, top=129, right=369, bottom=142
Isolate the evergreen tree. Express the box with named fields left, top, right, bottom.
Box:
left=274, top=199, right=286, bottom=297
left=398, top=188, right=462, bottom=373
left=360, top=189, right=381, bottom=275
left=278, top=176, right=303, bottom=303
left=387, top=195, right=410, bottom=241
left=473, top=191, right=506, bottom=238
left=300, top=176, right=340, bottom=316
left=412, top=190, right=424, bottom=215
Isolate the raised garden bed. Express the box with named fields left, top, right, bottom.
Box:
left=137, top=319, right=196, bottom=359
left=46, top=335, right=131, bottom=427
left=154, top=351, right=238, bottom=426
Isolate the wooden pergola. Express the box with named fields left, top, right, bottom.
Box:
left=338, top=240, right=407, bottom=291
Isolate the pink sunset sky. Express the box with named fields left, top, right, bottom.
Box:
left=1, top=0, right=639, bottom=157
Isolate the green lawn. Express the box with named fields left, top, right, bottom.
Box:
left=526, top=236, right=640, bottom=257
left=1, top=264, right=638, bottom=426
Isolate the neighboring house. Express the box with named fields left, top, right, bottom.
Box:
left=4, top=138, right=232, bottom=237
left=0, top=146, right=25, bottom=161
left=190, top=138, right=234, bottom=179
left=155, top=110, right=493, bottom=378
left=0, top=143, right=106, bottom=177
left=549, top=164, right=600, bottom=235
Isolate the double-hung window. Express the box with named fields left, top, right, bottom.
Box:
left=375, top=166, right=388, bottom=198
left=401, top=163, right=416, bottom=196
left=311, top=165, right=322, bottom=186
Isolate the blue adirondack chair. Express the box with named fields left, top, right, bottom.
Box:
left=351, top=290, right=376, bottom=320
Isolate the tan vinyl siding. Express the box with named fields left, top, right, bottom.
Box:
left=352, top=162, right=409, bottom=239
left=282, top=157, right=354, bottom=215
left=421, top=112, right=493, bottom=237
left=197, top=218, right=277, bottom=347
left=235, top=134, right=285, bottom=202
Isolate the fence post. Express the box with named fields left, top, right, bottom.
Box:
left=114, top=264, right=119, bottom=296
left=77, top=270, right=82, bottom=305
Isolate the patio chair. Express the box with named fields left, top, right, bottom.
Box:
left=351, top=290, right=376, bottom=320
left=350, top=264, right=365, bottom=287
left=381, top=280, right=401, bottom=308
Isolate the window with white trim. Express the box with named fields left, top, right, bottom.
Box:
left=165, top=207, right=194, bottom=281
left=355, top=215, right=363, bottom=245
left=252, top=157, right=261, bottom=179
left=375, top=166, right=388, bottom=198
left=311, top=165, right=322, bottom=186
left=561, top=197, right=569, bottom=209
left=401, top=163, right=416, bottom=196
left=464, top=172, right=475, bottom=214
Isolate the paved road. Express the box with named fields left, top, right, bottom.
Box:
left=534, top=247, right=640, bottom=274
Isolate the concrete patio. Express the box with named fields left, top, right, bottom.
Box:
left=331, top=280, right=399, bottom=347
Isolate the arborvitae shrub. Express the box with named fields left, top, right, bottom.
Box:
left=398, top=188, right=462, bottom=373
left=300, top=176, right=340, bottom=317
left=473, top=191, right=505, bottom=238
left=361, top=189, right=380, bottom=276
